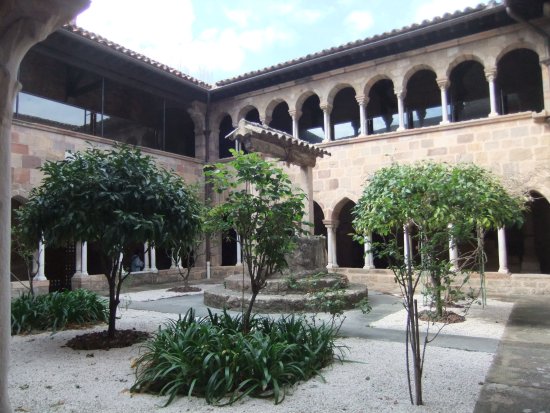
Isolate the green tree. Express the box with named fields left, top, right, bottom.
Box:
left=16, top=146, right=202, bottom=339
left=353, top=162, right=524, bottom=405
left=204, top=150, right=306, bottom=332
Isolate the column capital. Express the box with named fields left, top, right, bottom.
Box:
left=394, top=89, right=405, bottom=99
left=288, top=109, right=302, bottom=120
left=322, top=219, right=339, bottom=228
left=355, top=95, right=370, bottom=106
left=320, top=103, right=333, bottom=114
left=436, top=77, right=449, bottom=89
left=484, top=67, right=497, bottom=81
left=539, top=57, right=550, bottom=67
left=260, top=115, right=272, bottom=126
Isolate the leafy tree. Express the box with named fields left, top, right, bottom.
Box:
left=204, top=150, right=306, bottom=332
left=353, top=162, right=524, bottom=405
left=16, top=145, right=202, bottom=339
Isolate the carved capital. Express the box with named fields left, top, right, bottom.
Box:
left=320, top=103, right=333, bottom=114
left=484, top=67, right=497, bottom=82
left=288, top=109, right=302, bottom=120
left=355, top=94, right=369, bottom=106
left=436, top=77, right=449, bottom=89
left=394, top=89, right=405, bottom=100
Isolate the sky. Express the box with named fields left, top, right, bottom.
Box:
left=76, top=0, right=489, bottom=84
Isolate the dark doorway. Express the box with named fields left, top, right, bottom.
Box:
left=336, top=200, right=364, bottom=268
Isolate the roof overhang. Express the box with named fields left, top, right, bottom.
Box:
left=226, top=119, right=330, bottom=167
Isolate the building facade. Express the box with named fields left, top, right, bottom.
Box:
left=10, top=1, right=550, bottom=295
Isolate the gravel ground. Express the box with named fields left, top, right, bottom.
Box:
left=7, top=301, right=501, bottom=413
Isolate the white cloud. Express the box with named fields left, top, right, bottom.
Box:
left=300, top=9, right=325, bottom=24
left=414, top=0, right=483, bottom=23
left=345, top=10, right=374, bottom=34
left=224, top=8, right=254, bottom=28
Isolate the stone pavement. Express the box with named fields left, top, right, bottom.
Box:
left=474, top=296, right=550, bottom=413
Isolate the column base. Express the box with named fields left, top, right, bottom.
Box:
left=498, top=268, right=511, bottom=275
left=439, top=120, right=450, bottom=125
left=488, top=112, right=499, bottom=118
left=33, top=274, right=47, bottom=281
left=326, top=263, right=339, bottom=269
left=396, top=126, right=405, bottom=132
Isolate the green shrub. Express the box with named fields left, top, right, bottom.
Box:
left=131, top=309, right=343, bottom=406
left=11, top=289, right=108, bottom=335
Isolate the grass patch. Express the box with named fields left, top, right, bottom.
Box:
left=131, top=309, right=344, bottom=406
left=11, top=289, right=108, bottom=335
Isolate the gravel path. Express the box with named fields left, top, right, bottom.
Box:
left=8, top=298, right=505, bottom=413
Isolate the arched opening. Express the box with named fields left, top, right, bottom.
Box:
left=449, top=60, right=490, bottom=122
left=367, top=79, right=398, bottom=134
left=336, top=200, right=364, bottom=268
left=497, top=48, right=544, bottom=114
left=331, top=87, right=360, bottom=140
left=155, top=247, right=173, bottom=271
left=298, top=94, right=324, bottom=144
left=218, top=114, right=234, bottom=159
left=221, top=229, right=237, bottom=266
left=244, top=108, right=260, bottom=123
left=314, top=202, right=327, bottom=238
left=268, top=101, right=292, bottom=135
left=404, top=69, right=441, bottom=128
left=11, top=198, right=29, bottom=282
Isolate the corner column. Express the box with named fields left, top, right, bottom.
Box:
left=320, top=104, right=333, bottom=142
left=34, top=239, right=46, bottom=281
left=323, top=219, right=339, bottom=269
left=485, top=68, right=499, bottom=117
left=437, top=78, right=450, bottom=124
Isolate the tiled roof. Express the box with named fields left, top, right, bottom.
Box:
left=62, top=24, right=212, bottom=90
left=215, top=1, right=501, bottom=87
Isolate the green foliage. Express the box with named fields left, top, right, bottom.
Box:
left=355, top=297, right=372, bottom=315
left=11, top=289, right=108, bottom=335
left=131, top=309, right=342, bottom=406
left=204, top=150, right=306, bottom=330
left=16, top=145, right=202, bottom=337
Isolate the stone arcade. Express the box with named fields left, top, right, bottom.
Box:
left=7, top=0, right=550, bottom=298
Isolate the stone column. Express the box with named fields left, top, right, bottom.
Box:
left=75, top=241, right=82, bottom=275
left=403, top=226, right=412, bottom=267
left=320, top=103, right=333, bottom=142
left=1, top=4, right=91, bottom=411
left=485, top=68, right=499, bottom=117
left=299, top=165, right=314, bottom=235
left=144, top=242, right=150, bottom=271
left=497, top=227, right=509, bottom=274
left=395, top=90, right=406, bottom=131
left=323, top=220, right=339, bottom=269
left=236, top=234, right=242, bottom=266
left=356, top=95, right=369, bottom=136
left=289, top=109, right=301, bottom=139
left=363, top=233, right=375, bottom=269
left=448, top=224, right=458, bottom=272
left=437, top=78, right=450, bottom=124
left=150, top=245, right=158, bottom=272
left=34, top=239, right=47, bottom=281
left=539, top=58, right=550, bottom=113
left=81, top=241, right=88, bottom=275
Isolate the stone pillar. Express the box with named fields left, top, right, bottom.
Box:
left=34, top=239, right=46, bottom=281
left=1, top=4, right=91, bottom=411
left=236, top=234, right=242, bottom=265
left=144, top=242, right=150, bottom=271
left=150, top=245, right=157, bottom=272
left=289, top=109, right=301, bottom=139
left=320, top=103, right=333, bottom=142
left=323, top=220, right=339, bottom=269
left=497, top=227, right=509, bottom=274
left=356, top=95, right=369, bottom=136
left=448, top=224, right=458, bottom=272
left=363, top=233, right=375, bottom=269
left=75, top=241, right=82, bottom=275
left=437, top=78, right=450, bottom=124
left=539, top=58, right=550, bottom=113
left=80, top=241, right=88, bottom=275
left=299, top=165, right=314, bottom=235
left=403, top=226, right=412, bottom=267
left=396, top=90, right=406, bottom=131
left=485, top=68, right=499, bottom=117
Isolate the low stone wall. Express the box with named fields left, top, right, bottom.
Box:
left=11, top=280, right=50, bottom=297
left=333, top=268, right=550, bottom=296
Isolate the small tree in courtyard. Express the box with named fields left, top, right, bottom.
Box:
left=353, top=162, right=524, bottom=405
left=204, top=150, right=306, bottom=332
left=16, top=146, right=202, bottom=340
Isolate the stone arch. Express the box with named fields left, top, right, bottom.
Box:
left=400, top=64, right=439, bottom=92
left=266, top=99, right=292, bottom=135
left=297, top=92, right=324, bottom=143
left=313, top=200, right=328, bottom=239
left=403, top=67, right=441, bottom=128
left=445, top=54, right=486, bottom=79
left=362, top=73, right=394, bottom=98
left=366, top=77, right=399, bottom=134
left=332, top=198, right=363, bottom=268
left=237, top=105, right=260, bottom=123
left=448, top=58, right=490, bottom=122
left=265, top=98, right=287, bottom=120
left=326, top=83, right=358, bottom=106
left=329, top=195, right=358, bottom=221
left=494, top=41, right=543, bottom=67
left=293, top=90, right=321, bottom=113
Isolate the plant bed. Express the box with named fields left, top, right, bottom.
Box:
left=66, top=329, right=150, bottom=350
left=131, top=308, right=344, bottom=406
left=418, top=310, right=466, bottom=324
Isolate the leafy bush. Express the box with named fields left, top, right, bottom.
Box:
left=11, top=289, right=108, bottom=335
left=132, top=309, right=343, bottom=406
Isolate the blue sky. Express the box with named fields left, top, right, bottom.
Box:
left=77, top=0, right=487, bottom=84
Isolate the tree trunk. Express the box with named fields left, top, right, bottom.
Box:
left=107, top=277, right=118, bottom=339
left=243, top=288, right=259, bottom=334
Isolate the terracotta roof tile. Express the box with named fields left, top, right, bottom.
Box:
left=62, top=24, right=212, bottom=90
